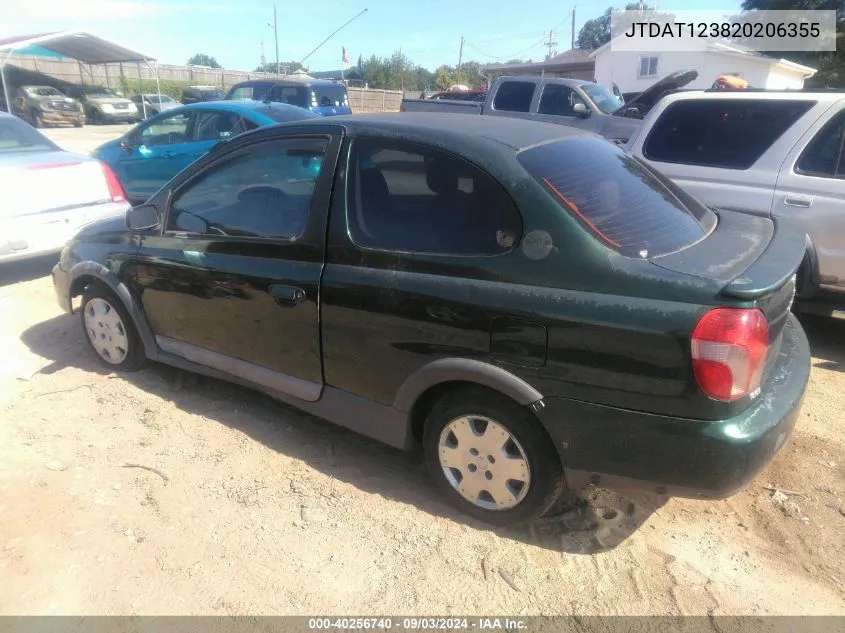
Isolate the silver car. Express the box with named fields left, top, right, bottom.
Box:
left=626, top=90, right=845, bottom=315
left=0, top=112, right=130, bottom=263
left=130, top=93, right=180, bottom=120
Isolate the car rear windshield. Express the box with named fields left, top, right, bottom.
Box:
left=0, top=117, right=58, bottom=153
left=312, top=85, right=348, bottom=107
left=254, top=105, right=319, bottom=123
left=518, top=137, right=716, bottom=259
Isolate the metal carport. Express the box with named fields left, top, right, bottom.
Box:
left=0, top=31, right=160, bottom=118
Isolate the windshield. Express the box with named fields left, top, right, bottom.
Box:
left=85, top=87, right=119, bottom=97
left=0, top=117, right=59, bottom=153
left=201, top=89, right=224, bottom=100
left=147, top=95, right=175, bottom=104
left=518, top=137, right=716, bottom=259
left=581, top=83, right=624, bottom=114
left=312, top=85, right=348, bottom=107
left=24, top=86, right=64, bottom=98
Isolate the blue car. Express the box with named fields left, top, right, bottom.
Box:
left=92, top=100, right=318, bottom=205
left=225, top=79, right=353, bottom=117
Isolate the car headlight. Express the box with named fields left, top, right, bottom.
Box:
left=38, top=102, right=54, bottom=111
left=126, top=103, right=137, bottom=112
left=99, top=104, right=115, bottom=113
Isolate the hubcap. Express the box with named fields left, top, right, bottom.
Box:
left=438, top=415, right=531, bottom=511
left=83, top=298, right=128, bottom=364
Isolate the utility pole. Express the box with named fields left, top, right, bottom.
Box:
left=544, top=30, right=558, bottom=59
left=457, top=36, right=464, bottom=72
left=571, top=6, right=576, bottom=50
left=267, top=5, right=280, bottom=75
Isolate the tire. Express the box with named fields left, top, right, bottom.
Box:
left=73, top=121, right=84, bottom=128
left=31, top=111, right=43, bottom=128
left=80, top=282, right=146, bottom=371
left=423, top=386, right=565, bottom=526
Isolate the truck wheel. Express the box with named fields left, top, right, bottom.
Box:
left=423, top=386, right=564, bottom=526
left=31, top=111, right=43, bottom=128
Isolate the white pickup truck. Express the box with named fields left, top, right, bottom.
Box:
left=626, top=90, right=845, bottom=316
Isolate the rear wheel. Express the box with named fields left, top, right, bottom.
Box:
left=423, top=386, right=564, bottom=526
left=80, top=283, right=146, bottom=371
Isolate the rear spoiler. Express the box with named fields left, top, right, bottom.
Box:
left=721, top=219, right=806, bottom=300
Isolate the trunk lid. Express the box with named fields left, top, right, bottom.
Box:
left=0, top=152, right=111, bottom=217
left=651, top=210, right=803, bottom=376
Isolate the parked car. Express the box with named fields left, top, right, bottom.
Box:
left=65, top=85, right=138, bottom=125
left=54, top=114, right=810, bottom=525
left=10, top=85, right=84, bottom=128
left=91, top=100, right=319, bottom=205
left=399, top=70, right=698, bottom=145
left=225, top=79, right=352, bottom=116
left=181, top=85, right=226, bottom=105
left=0, top=112, right=128, bottom=263
left=130, top=93, right=180, bottom=119
left=626, top=90, right=845, bottom=317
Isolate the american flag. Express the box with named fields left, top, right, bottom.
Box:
left=342, top=46, right=350, bottom=65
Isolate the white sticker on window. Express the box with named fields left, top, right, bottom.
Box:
left=522, top=230, right=554, bottom=260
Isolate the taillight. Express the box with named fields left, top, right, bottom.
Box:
left=99, top=161, right=127, bottom=203
left=399, top=103, right=405, bottom=112
left=691, top=308, right=769, bottom=402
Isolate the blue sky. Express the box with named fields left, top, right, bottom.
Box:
left=0, top=0, right=742, bottom=72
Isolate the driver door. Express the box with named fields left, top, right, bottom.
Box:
left=118, top=110, right=197, bottom=203
left=135, top=133, right=340, bottom=401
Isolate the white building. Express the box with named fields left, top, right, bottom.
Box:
left=591, top=36, right=816, bottom=94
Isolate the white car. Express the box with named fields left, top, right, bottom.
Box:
left=0, top=111, right=130, bottom=264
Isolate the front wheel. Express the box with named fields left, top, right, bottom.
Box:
left=31, top=111, right=43, bottom=128
left=423, top=387, right=565, bottom=526
left=80, top=283, right=146, bottom=371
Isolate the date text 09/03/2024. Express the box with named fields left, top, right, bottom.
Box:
left=308, top=618, right=527, bottom=630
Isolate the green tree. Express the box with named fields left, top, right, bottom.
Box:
left=739, top=0, right=844, bottom=87
left=187, top=53, right=222, bottom=68
left=576, top=4, right=672, bottom=49
left=253, top=61, right=303, bottom=74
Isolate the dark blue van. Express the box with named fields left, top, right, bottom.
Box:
left=225, top=79, right=352, bottom=116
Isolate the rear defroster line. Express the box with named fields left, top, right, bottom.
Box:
left=541, top=176, right=621, bottom=249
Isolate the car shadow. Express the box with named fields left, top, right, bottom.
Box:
left=0, top=255, right=58, bottom=288
left=21, top=313, right=665, bottom=553
left=798, top=314, right=845, bottom=373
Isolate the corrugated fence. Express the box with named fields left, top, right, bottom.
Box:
left=5, top=55, right=403, bottom=113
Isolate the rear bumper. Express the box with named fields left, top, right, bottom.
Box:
left=534, top=313, right=811, bottom=499
left=0, top=201, right=130, bottom=264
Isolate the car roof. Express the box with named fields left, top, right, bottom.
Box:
left=178, top=99, right=307, bottom=114
left=287, top=112, right=592, bottom=151
left=660, top=90, right=845, bottom=104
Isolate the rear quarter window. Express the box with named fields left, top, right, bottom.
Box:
left=643, top=98, right=815, bottom=169
left=518, top=137, right=716, bottom=259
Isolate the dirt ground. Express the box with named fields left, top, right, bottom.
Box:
left=1, top=127, right=844, bottom=617
left=1, top=256, right=843, bottom=617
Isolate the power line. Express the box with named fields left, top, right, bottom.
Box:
left=464, top=37, right=547, bottom=60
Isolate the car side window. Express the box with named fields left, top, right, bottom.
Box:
left=229, top=87, right=253, bottom=100
left=796, top=111, right=845, bottom=179
left=347, top=138, right=523, bottom=255
left=138, top=112, right=192, bottom=146
left=538, top=84, right=586, bottom=117
left=167, top=138, right=327, bottom=240
left=492, top=81, right=535, bottom=113
left=643, top=99, right=815, bottom=170
left=194, top=111, right=241, bottom=142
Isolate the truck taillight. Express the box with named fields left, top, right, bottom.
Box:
left=691, top=308, right=769, bottom=402
left=99, top=161, right=127, bottom=203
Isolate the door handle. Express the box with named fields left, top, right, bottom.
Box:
left=784, top=193, right=813, bottom=208
left=269, top=284, right=307, bottom=306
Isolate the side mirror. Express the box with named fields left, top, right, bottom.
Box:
left=126, top=204, right=159, bottom=231
left=573, top=102, right=591, bottom=118
left=624, top=107, right=642, bottom=118
left=118, top=138, right=135, bottom=154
